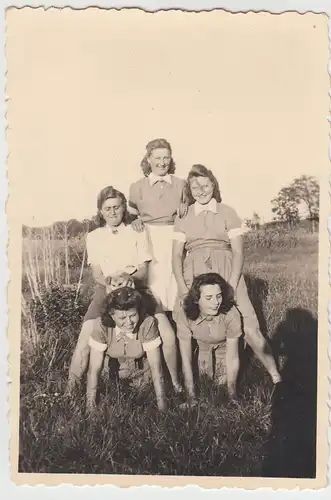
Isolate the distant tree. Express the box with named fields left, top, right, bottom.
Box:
left=271, top=186, right=300, bottom=227
left=67, top=219, right=84, bottom=238
left=244, top=212, right=261, bottom=231
left=52, top=221, right=66, bottom=239
left=290, top=175, right=319, bottom=233
left=290, top=175, right=319, bottom=221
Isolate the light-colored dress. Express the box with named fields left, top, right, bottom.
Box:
left=129, top=173, right=186, bottom=311
left=83, top=223, right=152, bottom=321
left=176, top=305, right=242, bottom=380
left=173, top=198, right=259, bottom=333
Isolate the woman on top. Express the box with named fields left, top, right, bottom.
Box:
left=128, top=138, right=188, bottom=313
left=172, top=164, right=282, bottom=386
left=177, top=273, right=242, bottom=403
left=68, top=185, right=181, bottom=393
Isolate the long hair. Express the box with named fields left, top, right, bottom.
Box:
left=140, top=138, right=176, bottom=177
left=101, top=287, right=147, bottom=328
left=184, top=273, right=234, bottom=321
left=186, top=164, right=222, bottom=205
left=95, top=185, right=131, bottom=227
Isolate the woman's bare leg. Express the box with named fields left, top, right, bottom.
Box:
left=235, top=278, right=281, bottom=384
left=67, top=319, right=95, bottom=391
left=155, top=312, right=182, bottom=392
left=245, top=327, right=282, bottom=384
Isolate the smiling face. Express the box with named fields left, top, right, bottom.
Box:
left=148, top=148, right=172, bottom=176
left=198, top=284, right=223, bottom=317
left=189, top=176, right=215, bottom=205
left=112, top=308, right=139, bottom=333
left=100, top=197, right=125, bottom=227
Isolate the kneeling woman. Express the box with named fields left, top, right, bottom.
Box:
left=177, top=273, right=242, bottom=403
left=87, top=287, right=166, bottom=412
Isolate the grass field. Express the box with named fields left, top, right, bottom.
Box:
left=19, top=226, right=318, bottom=477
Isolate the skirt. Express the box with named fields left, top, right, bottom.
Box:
left=144, top=223, right=177, bottom=312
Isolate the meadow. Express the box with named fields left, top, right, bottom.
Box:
left=19, top=225, right=318, bottom=477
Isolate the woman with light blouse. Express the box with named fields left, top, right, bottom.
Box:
left=68, top=185, right=181, bottom=393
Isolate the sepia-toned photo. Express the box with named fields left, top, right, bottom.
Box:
left=6, top=7, right=329, bottom=488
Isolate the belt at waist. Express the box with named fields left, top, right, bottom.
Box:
left=144, top=221, right=175, bottom=227
left=186, top=241, right=231, bottom=252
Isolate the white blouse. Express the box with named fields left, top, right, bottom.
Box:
left=86, top=224, right=152, bottom=278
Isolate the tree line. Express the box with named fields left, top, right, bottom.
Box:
left=245, top=175, right=319, bottom=231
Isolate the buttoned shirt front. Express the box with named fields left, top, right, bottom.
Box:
left=88, top=316, right=162, bottom=359
left=177, top=306, right=242, bottom=346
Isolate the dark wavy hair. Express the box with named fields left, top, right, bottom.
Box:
left=140, top=138, right=176, bottom=177
left=95, top=185, right=131, bottom=227
left=183, top=273, right=235, bottom=321
left=187, top=164, right=222, bottom=205
left=101, top=287, right=148, bottom=328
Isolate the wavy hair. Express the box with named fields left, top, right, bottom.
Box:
left=101, top=287, right=148, bottom=328
left=95, top=185, right=131, bottom=227
left=186, top=164, right=222, bottom=205
left=140, top=138, right=176, bottom=177
left=183, top=273, right=235, bottom=321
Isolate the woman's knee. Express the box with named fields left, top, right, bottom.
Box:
left=155, top=313, right=176, bottom=346
left=245, top=327, right=269, bottom=353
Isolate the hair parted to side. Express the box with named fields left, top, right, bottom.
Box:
left=184, top=272, right=235, bottom=321
left=95, top=185, right=130, bottom=227
left=101, top=287, right=147, bottom=327
left=187, top=164, right=222, bottom=204
left=140, top=138, right=176, bottom=176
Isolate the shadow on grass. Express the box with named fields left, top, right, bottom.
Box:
left=244, top=274, right=269, bottom=337
left=262, top=308, right=317, bottom=478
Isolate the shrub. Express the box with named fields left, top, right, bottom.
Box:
left=29, top=284, right=88, bottom=336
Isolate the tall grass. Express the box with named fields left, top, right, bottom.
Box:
left=19, top=226, right=318, bottom=477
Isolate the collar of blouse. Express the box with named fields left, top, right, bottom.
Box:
left=114, top=325, right=139, bottom=342
left=105, top=222, right=125, bottom=235
left=149, top=173, right=172, bottom=186
left=194, top=198, right=218, bottom=216
left=195, top=312, right=223, bottom=325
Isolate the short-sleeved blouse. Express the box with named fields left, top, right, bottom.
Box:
left=177, top=306, right=242, bottom=346
left=172, top=200, right=244, bottom=290
left=88, top=315, right=162, bottom=359
left=173, top=200, right=243, bottom=248
left=129, top=175, right=186, bottom=225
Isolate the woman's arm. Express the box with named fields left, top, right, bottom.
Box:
left=179, top=339, right=196, bottom=401
left=172, top=241, right=189, bottom=298
left=91, top=264, right=107, bottom=287
left=86, top=348, right=104, bottom=410
left=228, top=235, right=244, bottom=293
left=226, top=338, right=240, bottom=399
left=146, top=346, right=167, bottom=411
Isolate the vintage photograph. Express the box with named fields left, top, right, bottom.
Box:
left=6, top=7, right=329, bottom=487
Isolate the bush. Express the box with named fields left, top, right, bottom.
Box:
left=29, top=284, right=88, bottom=336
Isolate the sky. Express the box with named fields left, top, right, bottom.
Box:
left=6, top=9, right=328, bottom=227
